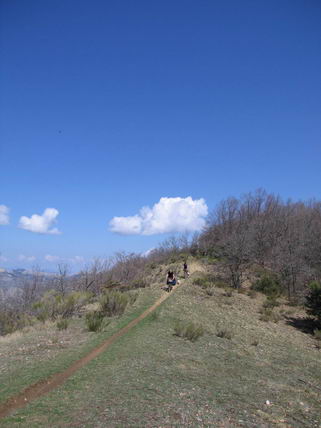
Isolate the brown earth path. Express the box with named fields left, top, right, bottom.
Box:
left=0, top=284, right=181, bottom=419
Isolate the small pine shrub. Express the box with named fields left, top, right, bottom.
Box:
left=252, top=275, right=281, bottom=297
left=259, top=308, right=281, bottom=323
left=56, top=318, right=69, bottom=330
left=215, top=281, right=229, bottom=289
left=224, top=290, right=233, bottom=298
left=216, top=329, right=232, bottom=340
left=288, top=296, right=300, bottom=307
left=313, top=329, right=321, bottom=341
left=33, top=290, right=92, bottom=321
left=0, top=310, right=31, bottom=336
left=205, top=287, right=215, bottom=296
left=149, top=310, right=160, bottom=321
left=305, top=281, right=321, bottom=323
left=130, top=279, right=147, bottom=289
left=100, top=291, right=130, bottom=317
left=174, top=320, right=204, bottom=342
left=263, top=296, right=280, bottom=309
left=193, top=274, right=218, bottom=290
left=86, top=311, right=104, bottom=332
left=247, top=289, right=257, bottom=299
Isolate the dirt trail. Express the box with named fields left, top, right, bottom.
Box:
left=0, top=285, right=181, bottom=419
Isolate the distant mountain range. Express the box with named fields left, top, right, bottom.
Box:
left=0, top=268, right=54, bottom=289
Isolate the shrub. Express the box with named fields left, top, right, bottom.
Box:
left=85, top=311, right=104, bottom=332
left=149, top=310, right=160, bottom=321
left=215, top=281, right=229, bottom=289
left=100, top=291, right=130, bottom=317
left=305, top=281, right=321, bottom=324
left=313, top=329, right=321, bottom=341
left=263, top=296, right=280, bottom=309
left=56, top=318, right=69, bottom=330
left=130, top=279, right=147, bottom=289
left=33, top=291, right=92, bottom=321
left=247, top=289, right=257, bottom=299
left=174, top=320, right=204, bottom=342
left=288, top=296, right=300, bottom=307
left=205, top=287, right=215, bottom=296
left=216, top=329, right=232, bottom=340
left=224, top=290, right=233, bottom=298
left=252, top=275, right=281, bottom=297
left=193, top=274, right=226, bottom=290
left=0, top=310, right=30, bottom=336
left=259, top=308, right=281, bottom=323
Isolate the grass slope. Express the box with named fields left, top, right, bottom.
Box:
left=1, top=261, right=321, bottom=427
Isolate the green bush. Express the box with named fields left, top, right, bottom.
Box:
left=216, top=329, right=232, bottom=340
left=259, top=308, right=281, bottom=323
left=174, top=320, right=204, bottom=342
left=85, top=311, right=104, bottom=332
left=205, top=287, right=215, bottom=296
left=56, top=318, right=69, bottom=330
left=263, top=296, right=280, bottom=309
left=224, top=290, right=233, bottom=297
left=129, top=279, right=148, bottom=289
left=100, top=291, right=130, bottom=317
left=193, top=274, right=223, bottom=290
left=0, top=310, right=31, bottom=336
left=149, top=310, right=160, bottom=321
left=313, top=329, right=321, bottom=341
left=33, top=291, right=92, bottom=321
left=252, top=275, right=281, bottom=297
left=247, top=289, right=257, bottom=299
left=305, top=281, right=321, bottom=323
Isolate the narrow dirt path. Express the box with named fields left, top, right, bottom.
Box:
left=0, top=284, right=181, bottom=419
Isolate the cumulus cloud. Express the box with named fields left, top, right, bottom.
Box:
left=0, top=205, right=10, bottom=225
left=44, top=254, right=60, bottom=263
left=44, top=255, right=85, bottom=264
left=18, top=208, right=61, bottom=234
left=18, top=255, right=36, bottom=262
left=110, top=196, right=208, bottom=235
left=69, top=256, right=85, bottom=264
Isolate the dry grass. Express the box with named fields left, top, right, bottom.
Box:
left=0, top=259, right=320, bottom=427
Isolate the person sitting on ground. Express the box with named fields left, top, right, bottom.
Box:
left=166, top=270, right=177, bottom=286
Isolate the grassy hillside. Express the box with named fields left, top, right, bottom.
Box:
left=0, top=259, right=320, bottom=427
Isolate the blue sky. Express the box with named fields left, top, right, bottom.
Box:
left=1, top=0, right=320, bottom=271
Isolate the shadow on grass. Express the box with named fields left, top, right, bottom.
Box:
left=285, top=316, right=319, bottom=335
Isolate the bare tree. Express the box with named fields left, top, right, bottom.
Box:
left=55, top=263, right=69, bottom=296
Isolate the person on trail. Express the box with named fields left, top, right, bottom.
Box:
left=183, top=262, right=189, bottom=278
left=165, top=270, right=176, bottom=291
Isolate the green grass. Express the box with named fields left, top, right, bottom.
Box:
left=0, top=287, right=161, bottom=405
left=1, top=277, right=321, bottom=427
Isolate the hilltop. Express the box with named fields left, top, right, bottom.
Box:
left=0, top=256, right=320, bottom=427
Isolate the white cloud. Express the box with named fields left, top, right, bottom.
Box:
left=44, top=255, right=85, bottom=265
left=0, top=205, right=9, bottom=225
left=18, top=208, right=61, bottom=234
left=69, top=256, right=85, bottom=264
left=44, top=254, right=60, bottom=263
left=110, top=196, right=208, bottom=235
left=18, top=254, right=36, bottom=262
left=0, top=255, right=8, bottom=263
